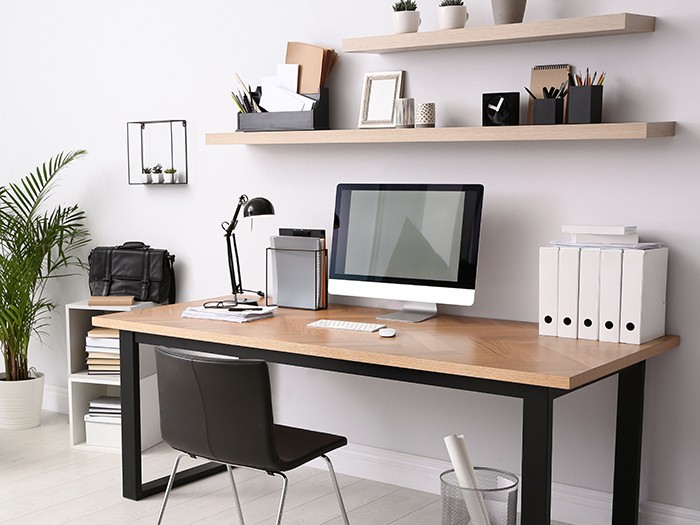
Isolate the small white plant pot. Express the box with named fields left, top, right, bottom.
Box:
left=438, top=5, right=468, bottom=30
left=393, top=10, right=421, bottom=34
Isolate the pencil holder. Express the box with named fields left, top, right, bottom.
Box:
left=533, top=98, right=564, bottom=125
left=567, top=85, right=603, bottom=124
left=441, top=468, right=518, bottom=525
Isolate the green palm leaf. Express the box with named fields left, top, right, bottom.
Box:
left=0, top=150, right=90, bottom=381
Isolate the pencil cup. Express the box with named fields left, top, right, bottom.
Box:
left=395, top=98, right=415, bottom=128
left=567, top=85, right=603, bottom=124
left=533, top=98, right=564, bottom=125
left=441, top=468, right=519, bottom=525
left=415, top=102, right=436, bottom=128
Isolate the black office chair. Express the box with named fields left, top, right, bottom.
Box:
left=154, top=346, right=350, bottom=525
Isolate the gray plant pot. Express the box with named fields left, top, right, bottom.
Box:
left=491, top=0, right=526, bottom=24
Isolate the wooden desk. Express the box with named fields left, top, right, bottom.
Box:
left=94, top=299, right=679, bottom=525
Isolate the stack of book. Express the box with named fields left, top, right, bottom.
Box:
left=86, top=395, right=121, bottom=419
left=85, top=328, right=120, bottom=375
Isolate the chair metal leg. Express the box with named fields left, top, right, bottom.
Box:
left=321, top=455, right=350, bottom=525
left=272, top=472, right=289, bottom=525
left=156, top=452, right=187, bottom=525
left=227, top=465, right=246, bottom=525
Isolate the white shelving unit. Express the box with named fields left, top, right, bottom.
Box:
left=65, top=300, right=161, bottom=452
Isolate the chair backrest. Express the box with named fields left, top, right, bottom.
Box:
left=154, top=347, right=279, bottom=471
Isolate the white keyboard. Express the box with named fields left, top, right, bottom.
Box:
left=308, top=319, right=386, bottom=333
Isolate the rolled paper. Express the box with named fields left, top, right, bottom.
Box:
left=444, top=434, right=491, bottom=525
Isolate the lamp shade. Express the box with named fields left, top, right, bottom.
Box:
left=243, top=197, right=275, bottom=218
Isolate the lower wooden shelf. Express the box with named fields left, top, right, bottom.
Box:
left=205, top=122, right=675, bottom=146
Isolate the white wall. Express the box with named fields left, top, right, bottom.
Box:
left=1, top=0, right=697, bottom=513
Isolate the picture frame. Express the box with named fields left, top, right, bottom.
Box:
left=358, top=71, right=404, bottom=129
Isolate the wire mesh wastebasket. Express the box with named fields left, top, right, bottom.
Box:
left=441, top=468, right=519, bottom=525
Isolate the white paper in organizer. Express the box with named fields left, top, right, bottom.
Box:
left=444, top=434, right=491, bottom=525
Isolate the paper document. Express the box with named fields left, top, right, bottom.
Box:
left=182, top=306, right=276, bottom=323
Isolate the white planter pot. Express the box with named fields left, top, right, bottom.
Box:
left=393, top=10, right=421, bottom=34
left=438, top=5, right=468, bottom=30
left=0, top=372, right=45, bottom=429
left=491, top=0, right=526, bottom=24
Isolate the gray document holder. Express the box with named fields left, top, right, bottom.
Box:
left=266, top=236, right=327, bottom=310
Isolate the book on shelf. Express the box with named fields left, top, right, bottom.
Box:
left=86, top=358, right=120, bottom=366
left=85, top=350, right=119, bottom=359
left=87, top=364, right=120, bottom=372
left=85, top=345, right=119, bottom=356
left=89, top=395, right=121, bottom=409
left=86, top=327, right=119, bottom=339
left=88, top=295, right=135, bottom=306
left=85, top=336, right=120, bottom=349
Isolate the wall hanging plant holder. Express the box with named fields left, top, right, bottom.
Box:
left=127, top=120, right=188, bottom=185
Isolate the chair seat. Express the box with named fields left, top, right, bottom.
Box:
left=274, top=424, right=347, bottom=471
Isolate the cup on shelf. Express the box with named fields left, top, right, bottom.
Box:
left=533, top=98, right=564, bottom=125
left=395, top=98, right=415, bottom=128
left=415, top=102, right=436, bottom=128
left=568, top=85, right=603, bottom=124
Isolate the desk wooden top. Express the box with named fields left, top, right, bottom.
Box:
left=92, top=299, right=680, bottom=390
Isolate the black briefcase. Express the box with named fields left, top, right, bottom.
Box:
left=88, top=241, right=176, bottom=304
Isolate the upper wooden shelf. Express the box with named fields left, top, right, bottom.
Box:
left=342, top=13, right=655, bottom=54
left=205, top=122, right=675, bottom=146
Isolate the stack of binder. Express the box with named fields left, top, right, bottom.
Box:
left=268, top=234, right=327, bottom=310
left=539, top=226, right=668, bottom=344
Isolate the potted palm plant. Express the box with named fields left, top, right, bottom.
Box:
left=0, top=150, right=91, bottom=429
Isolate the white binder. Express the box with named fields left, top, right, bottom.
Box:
left=578, top=248, right=601, bottom=340
left=599, top=249, right=623, bottom=343
left=619, top=247, right=668, bottom=344
left=557, top=247, right=580, bottom=339
left=538, top=246, right=559, bottom=336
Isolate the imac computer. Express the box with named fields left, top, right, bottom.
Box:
left=329, top=183, right=484, bottom=322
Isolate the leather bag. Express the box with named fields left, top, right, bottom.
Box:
left=88, top=241, right=176, bottom=304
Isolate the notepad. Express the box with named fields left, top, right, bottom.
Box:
left=285, top=42, right=339, bottom=94
left=528, top=64, right=571, bottom=124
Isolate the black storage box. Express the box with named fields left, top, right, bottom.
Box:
left=237, top=88, right=329, bottom=132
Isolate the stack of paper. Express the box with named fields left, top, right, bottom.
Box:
left=182, top=306, right=277, bottom=323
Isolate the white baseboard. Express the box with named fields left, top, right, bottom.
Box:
left=43, top=385, right=68, bottom=414
left=315, top=443, right=700, bottom=525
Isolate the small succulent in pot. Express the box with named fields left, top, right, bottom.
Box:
left=393, top=0, right=418, bottom=11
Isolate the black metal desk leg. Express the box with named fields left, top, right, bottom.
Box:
left=120, top=330, right=143, bottom=500
left=612, top=361, right=646, bottom=524
left=521, top=388, right=554, bottom=525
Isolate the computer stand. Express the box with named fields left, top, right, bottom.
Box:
left=376, top=302, right=437, bottom=323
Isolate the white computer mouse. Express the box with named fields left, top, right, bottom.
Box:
left=378, top=328, right=396, bottom=338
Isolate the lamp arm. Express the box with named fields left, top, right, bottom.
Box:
left=224, top=194, right=248, bottom=236
left=225, top=231, right=243, bottom=296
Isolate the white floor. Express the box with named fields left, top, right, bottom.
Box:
left=0, top=412, right=568, bottom=524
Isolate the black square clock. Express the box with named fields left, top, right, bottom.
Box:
left=482, top=92, right=520, bottom=126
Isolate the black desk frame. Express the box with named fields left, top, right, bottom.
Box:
left=120, top=330, right=645, bottom=525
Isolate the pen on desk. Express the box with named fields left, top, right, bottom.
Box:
left=229, top=307, right=263, bottom=312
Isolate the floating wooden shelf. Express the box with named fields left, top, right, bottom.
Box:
left=205, top=122, right=675, bottom=146
left=342, top=13, right=655, bottom=54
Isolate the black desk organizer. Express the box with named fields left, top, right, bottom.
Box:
left=237, top=88, right=329, bottom=132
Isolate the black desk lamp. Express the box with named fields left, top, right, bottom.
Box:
left=221, top=194, right=275, bottom=306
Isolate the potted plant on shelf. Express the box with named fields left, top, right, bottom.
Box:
left=438, top=0, right=468, bottom=29
left=491, top=0, right=526, bottom=24
left=164, top=167, right=177, bottom=184
left=142, top=166, right=153, bottom=184
left=392, top=0, right=421, bottom=34
left=0, top=150, right=91, bottom=429
left=152, top=163, right=164, bottom=184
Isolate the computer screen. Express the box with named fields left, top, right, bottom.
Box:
left=329, top=183, right=484, bottom=322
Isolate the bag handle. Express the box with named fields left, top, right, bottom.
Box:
left=118, top=241, right=151, bottom=250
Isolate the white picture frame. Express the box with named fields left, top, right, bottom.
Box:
left=358, top=71, right=405, bottom=129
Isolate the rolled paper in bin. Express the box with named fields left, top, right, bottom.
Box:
left=444, top=434, right=491, bottom=525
